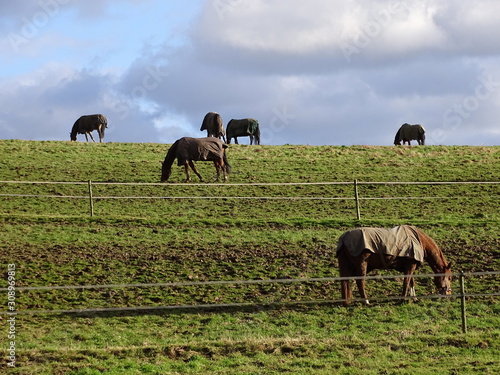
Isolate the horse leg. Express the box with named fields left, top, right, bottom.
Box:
left=409, top=278, right=417, bottom=300
left=234, top=137, right=239, bottom=145
left=218, top=160, right=228, bottom=182
left=87, top=132, right=96, bottom=142
left=355, top=256, right=370, bottom=305
left=188, top=161, right=203, bottom=182
left=183, top=163, right=191, bottom=182
left=213, top=161, right=221, bottom=182
left=337, top=249, right=353, bottom=306
left=402, top=264, right=418, bottom=302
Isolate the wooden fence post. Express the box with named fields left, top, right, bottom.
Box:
left=354, top=180, right=361, bottom=220
left=88, top=180, right=94, bottom=217
left=460, top=271, right=467, bottom=334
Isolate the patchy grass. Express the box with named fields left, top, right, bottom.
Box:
left=1, top=140, right=499, bottom=374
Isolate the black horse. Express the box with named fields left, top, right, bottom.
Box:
left=226, top=118, right=261, bottom=145
left=161, top=137, right=231, bottom=182
left=70, top=114, right=108, bottom=142
left=394, top=123, right=425, bottom=145
left=200, top=112, right=226, bottom=143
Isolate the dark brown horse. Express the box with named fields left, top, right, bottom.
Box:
left=70, top=114, right=107, bottom=142
left=200, top=112, right=226, bottom=143
left=161, top=137, right=231, bottom=182
left=226, top=118, right=261, bottom=145
left=394, top=123, right=426, bottom=145
left=336, top=225, right=452, bottom=306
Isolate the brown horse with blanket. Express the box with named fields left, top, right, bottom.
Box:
left=161, top=137, right=231, bottom=182
left=394, top=123, right=425, bottom=145
left=70, top=114, right=107, bottom=142
left=336, top=225, right=452, bottom=305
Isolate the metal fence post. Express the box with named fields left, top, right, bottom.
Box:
left=354, top=180, right=361, bottom=220
left=88, top=180, right=94, bottom=217
left=460, top=271, right=467, bottom=334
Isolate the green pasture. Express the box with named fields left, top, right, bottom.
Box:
left=1, top=140, right=499, bottom=374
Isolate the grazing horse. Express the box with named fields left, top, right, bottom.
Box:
left=161, top=137, right=231, bottom=182
left=336, top=225, right=452, bottom=306
left=226, top=118, right=261, bottom=145
left=70, top=114, right=108, bottom=142
left=394, top=123, right=426, bottom=145
left=200, top=112, right=226, bottom=143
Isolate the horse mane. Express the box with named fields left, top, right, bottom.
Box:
left=161, top=139, right=180, bottom=181
left=394, top=127, right=402, bottom=144
left=70, top=118, right=80, bottom=140
left=415, top=228, right=448, bottom=271
left=164, top=140, right=179, bottom=167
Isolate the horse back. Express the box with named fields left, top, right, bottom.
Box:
left=337, top=226, right=424, bottom=263
left=75, top=114, right=106, bottom=132
left=227, top=118, right=258, bottom=136
left=175, top=137, right=225, bottom=165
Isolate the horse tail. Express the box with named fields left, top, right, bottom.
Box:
left=100, top=114, right=108, bottom=128
left=161, top=140, right=179, bottom=182
left=98, top=115, right=107, bottom=141
left=70, top=118, right=80, bottom=141
left=254, top=124, right=261, bottom=145
left=222, top=144, right=231, bottom=174
left=215, top=113, right=226, bottom=142
left=419, top=125, right=425, bottom=145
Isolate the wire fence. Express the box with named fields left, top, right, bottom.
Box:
left=1, top=180, right=499, bottom=219
left=3, top=271, right=499, bottom=333
left=2, top=180, right=499, bottom=334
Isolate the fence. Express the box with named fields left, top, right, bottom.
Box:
left=2, top=180, right=499, bottom=333
left=1, top=180, right=499, bottom=219
left=2, top=271, right=499, bottom=334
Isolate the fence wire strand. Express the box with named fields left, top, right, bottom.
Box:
left=2, top=271, right=498, bottom=316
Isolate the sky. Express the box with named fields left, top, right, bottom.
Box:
left=1, top=0, right=500, bottom=146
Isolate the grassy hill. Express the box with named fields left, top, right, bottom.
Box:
left=1, top=140, right=499, bottom=374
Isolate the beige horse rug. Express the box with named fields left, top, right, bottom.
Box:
left=337, top=225, right=424, bottom=263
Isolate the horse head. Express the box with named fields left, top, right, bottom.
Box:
left=160, top=161, right=171, bottom=182
left=435, top=261, right=453, bottom=295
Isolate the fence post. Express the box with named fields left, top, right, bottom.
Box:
left=88, top=180, right=94, bottom=217
left=354, top=180, right=361, bottom=220
left=460, top=271, right=467, bottom=334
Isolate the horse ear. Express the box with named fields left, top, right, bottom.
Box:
left=447, top=261, right=453, bottom=269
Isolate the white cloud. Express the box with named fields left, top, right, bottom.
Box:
left=1, top=1, right=500, bottom=146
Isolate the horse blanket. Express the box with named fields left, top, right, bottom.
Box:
left=400, top=124, right=425, bottom=140
left=336, top=225, right=424, bottom=263
left=175, top=137, right=225, bottom=166
left=227, top=118, right=259, bottom=135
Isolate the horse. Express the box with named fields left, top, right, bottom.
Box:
left=200, top=112, right=226, bottom=143
left=226, top=118, right=261, bottom=145
left=160, top=137, right=231, bottom=182
left=336, top=225, right=452, bottom=306
left=394, top=123, right=426, bottom=145
left=70, top=114, right=108, bottom=142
